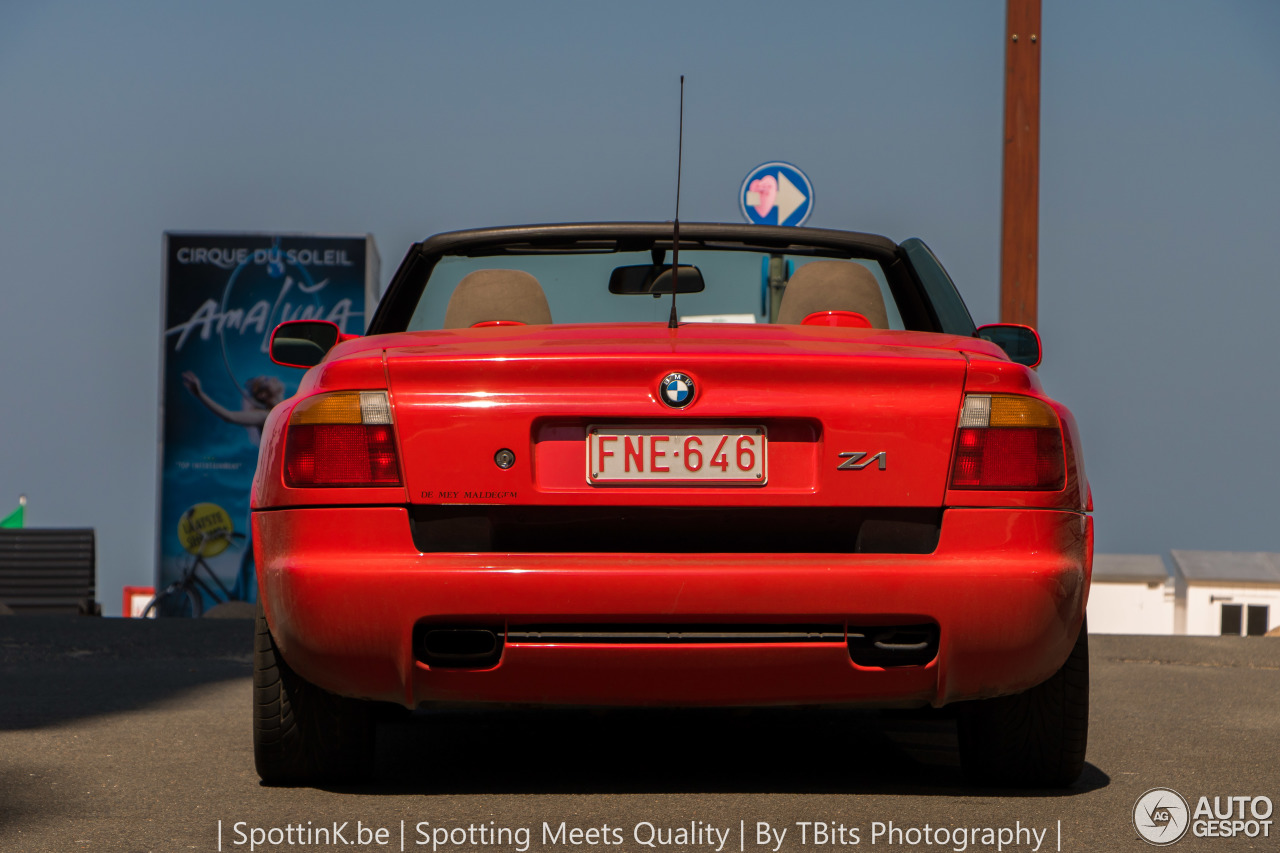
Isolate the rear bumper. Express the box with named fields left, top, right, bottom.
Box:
left=253, top=506, right=1091, bottom=709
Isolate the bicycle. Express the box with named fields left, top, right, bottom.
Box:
left=143, top=528, right=245, bottom=618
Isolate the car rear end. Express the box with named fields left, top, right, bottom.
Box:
left=251, top=323, right=1089, bottom=712
left=250, top=223, right=1091, bottom=787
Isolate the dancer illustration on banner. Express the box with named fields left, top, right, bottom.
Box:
left=181, top=372, right=285, bottom=445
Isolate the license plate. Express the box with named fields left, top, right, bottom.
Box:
left=586, top=426, right=767, bottom=484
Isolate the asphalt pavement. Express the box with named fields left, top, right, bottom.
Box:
left=1, top=616, right=1277, bottom=853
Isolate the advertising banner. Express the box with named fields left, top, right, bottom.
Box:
left=156, top=233, right=379, bottom=615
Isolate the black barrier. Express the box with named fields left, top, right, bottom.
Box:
left=0, top=529, right=99, bottom=615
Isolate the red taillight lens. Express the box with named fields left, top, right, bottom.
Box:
left=283, top=392, right=401, bottom=487
left=950, top=395, right=1065, bottom=490
left=950, top=426, right=1064, bottom=489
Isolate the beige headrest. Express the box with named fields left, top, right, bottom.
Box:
left=443, top=269, right=553, bottom=328
left=775, top=261, right=888, bottom=328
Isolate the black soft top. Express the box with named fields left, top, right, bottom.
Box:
left=414, top=222, right=899, bottom=259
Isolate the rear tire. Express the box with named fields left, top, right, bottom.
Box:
left=956, top=619, right=1089, bottom=788
left=253, top=603, right=375, bottom=785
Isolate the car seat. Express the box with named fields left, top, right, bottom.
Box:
left=775, top=260, right=888, bottom=328
left=443, top=269, right=553, bottom=328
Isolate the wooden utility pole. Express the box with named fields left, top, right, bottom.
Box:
left=1000, top=0, right=1041, bottom=327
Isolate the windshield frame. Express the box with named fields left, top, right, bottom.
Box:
left=368, top=222, right=973, bottom=336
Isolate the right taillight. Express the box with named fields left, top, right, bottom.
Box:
left=284, top=391, right=401, bottom=487
left=949, top=394, right=1065, bottom=490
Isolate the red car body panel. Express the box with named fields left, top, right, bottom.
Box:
left=253, top=505, right=1089, bottom=708
left=251, top=226, right=1092, bottom=713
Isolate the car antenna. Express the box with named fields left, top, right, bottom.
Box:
left=668, top=75, right=684, bottom=330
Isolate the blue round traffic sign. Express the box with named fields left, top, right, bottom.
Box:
left=740, top=162, right=814, bottom=226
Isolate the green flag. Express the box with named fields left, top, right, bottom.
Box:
left=1, top=498, right=24, bottom=529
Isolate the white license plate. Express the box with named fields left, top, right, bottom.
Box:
left=586, top=426, right=767, bottom=484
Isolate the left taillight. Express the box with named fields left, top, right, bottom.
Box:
left=949, top=394, right=1065, bottom=490
left=284, top=391, right=401, bottom=487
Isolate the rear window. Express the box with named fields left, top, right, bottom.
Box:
left=406, top=248, right=906, bottom=330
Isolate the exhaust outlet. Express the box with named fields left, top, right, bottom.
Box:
left=848, top=623, right=939, bottom=668
left=414, top=626, right=504, bottom=668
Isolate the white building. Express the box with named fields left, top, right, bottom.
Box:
left=1087, top=554, right=1177, bottom=635
left=1087, top=551, right=1280, bottom=636
left=1171, top=550, right=1280, bottom=637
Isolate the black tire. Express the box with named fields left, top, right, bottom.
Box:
left=956, top=619, right=1089, bottom=788
left=253, top=603, right=375, bottom=785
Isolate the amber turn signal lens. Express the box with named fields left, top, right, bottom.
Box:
left=958, top=394, right=1058, bottom=429
left=289, top=391, right=392, bottom=425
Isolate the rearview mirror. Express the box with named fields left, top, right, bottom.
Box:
left=976, top=323, right=1041, bottom=368
left=269, top=320, right=341, bottom=368
left=608, top=264, right=705, bottom=295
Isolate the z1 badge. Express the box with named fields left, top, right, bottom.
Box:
left=838, top=451, right=887, bottom=470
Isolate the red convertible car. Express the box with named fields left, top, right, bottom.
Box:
left=251, top=223, right=1091, bottom=787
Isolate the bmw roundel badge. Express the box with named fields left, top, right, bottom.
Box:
left=659, top=372, right=695, bottom=408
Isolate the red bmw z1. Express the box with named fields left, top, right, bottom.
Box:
left=251, top=223, right=1091, bottom=787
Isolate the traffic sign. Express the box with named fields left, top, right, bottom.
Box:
left=740, top=162, right=813, bottom=226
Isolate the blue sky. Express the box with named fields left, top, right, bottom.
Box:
left=2, top=1, right=1278, bottom=614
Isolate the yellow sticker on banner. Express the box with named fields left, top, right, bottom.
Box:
left=177, top=502, right=234, bottom=557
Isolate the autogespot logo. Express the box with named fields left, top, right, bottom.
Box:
left=1134, top=788, right=1191, bottom=846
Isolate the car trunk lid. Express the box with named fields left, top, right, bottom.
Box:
left=383, top=323, right=970, bottom=511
